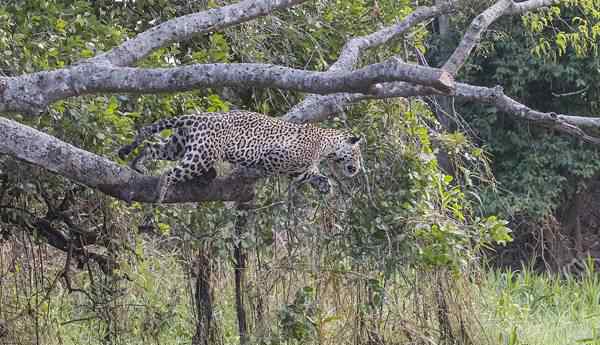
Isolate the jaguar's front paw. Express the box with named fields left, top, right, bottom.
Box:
left=310, top=175, right=331, bottom=194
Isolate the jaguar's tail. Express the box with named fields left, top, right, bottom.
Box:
left=118, top=115, right=199, bottom=159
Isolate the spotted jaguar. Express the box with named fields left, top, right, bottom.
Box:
left=118, top=111, right=362, bottom=202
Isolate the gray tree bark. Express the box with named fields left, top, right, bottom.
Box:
left=0, top=61, right=454, bottom=116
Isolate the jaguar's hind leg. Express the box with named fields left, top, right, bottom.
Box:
left=156, top=149, right=218, bottom=203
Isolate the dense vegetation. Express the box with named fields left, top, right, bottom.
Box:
left=448, top=1, right=600, bottom=271
left=0, top=0, right=599, bottom=344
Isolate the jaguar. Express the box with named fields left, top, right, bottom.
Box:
left=118, top=111, right=362, bottom=202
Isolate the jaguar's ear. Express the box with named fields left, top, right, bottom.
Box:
left=347, top=136, right=362, bottom=145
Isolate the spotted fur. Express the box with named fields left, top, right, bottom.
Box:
left=118, top=111, right=362, bottom=202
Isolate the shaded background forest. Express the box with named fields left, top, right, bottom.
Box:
left=435, top=3, right=600, bottom=272
left=0, top=0, right=600, bottom=344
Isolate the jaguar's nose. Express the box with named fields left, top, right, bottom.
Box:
left=346, top=165, right=357, bottom=175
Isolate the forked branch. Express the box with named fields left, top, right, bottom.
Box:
left=443, top=0, right=560, bottom=75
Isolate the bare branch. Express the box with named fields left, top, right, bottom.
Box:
left=454, top=83, right=600, bottom=144
left=443, top=0, right=513, bottom=74
left=32, top=218, right=116, bottom=273
left=327, top=1, right=459, bottom=72
left=300, top=81, right=600, bottom=144
left=1, top=205, right=116, bottom=272
left=284, top=0, right=459, bottom=121
left=0, top=117, right=256, bottom=202
left=443, top=0, right=559, bottom=75
left=0, top=60, right=453, bottom=116
left=284, top=82, right=442, bottom=123
left=507, top=0, right=560, bottom=14
left=554, top=115, right=600, bottom=129
left=89, top=0, right=309, bottom=67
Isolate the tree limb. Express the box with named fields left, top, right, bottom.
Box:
left=88, top=0, right=309, bottom=67
left=284, top=82, right=442, bottom=123
left=284, top=0, right=459, bottom=121
left=0, top=206, right=116, bottom=273
left=327, top=0, right=459, bottom=73
left=295, top=81, right=600, bottom=144
left=31, top=217, right=116, bottom=274
left=0, top=117, right=256, bottom=202
left=442, top=0, right=513, bottom=74
left=454, top=83, right=600, bottom=144
left=443, top=0, right=559, bottom=75
left=507, top=0, right=560, bottom=14
left=1, top=60, right=453, bottom=116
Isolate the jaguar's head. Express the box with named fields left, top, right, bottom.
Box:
left=333, top=135, right=363, bottom=178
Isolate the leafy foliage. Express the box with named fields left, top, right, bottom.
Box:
left=449, top=4, right=600, bottom=221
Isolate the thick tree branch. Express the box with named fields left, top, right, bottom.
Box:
left=284, top=83, right=442, bottom=123
left=0, top=117, right=256, bottom=203
left=0, top=60, right=453, bottom=116
left=89, top=0, right=309, bottom=67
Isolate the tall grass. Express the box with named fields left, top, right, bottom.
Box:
left=4, top=233, right=600, bottom=345
left=478, top=261, right=600, bottom=345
